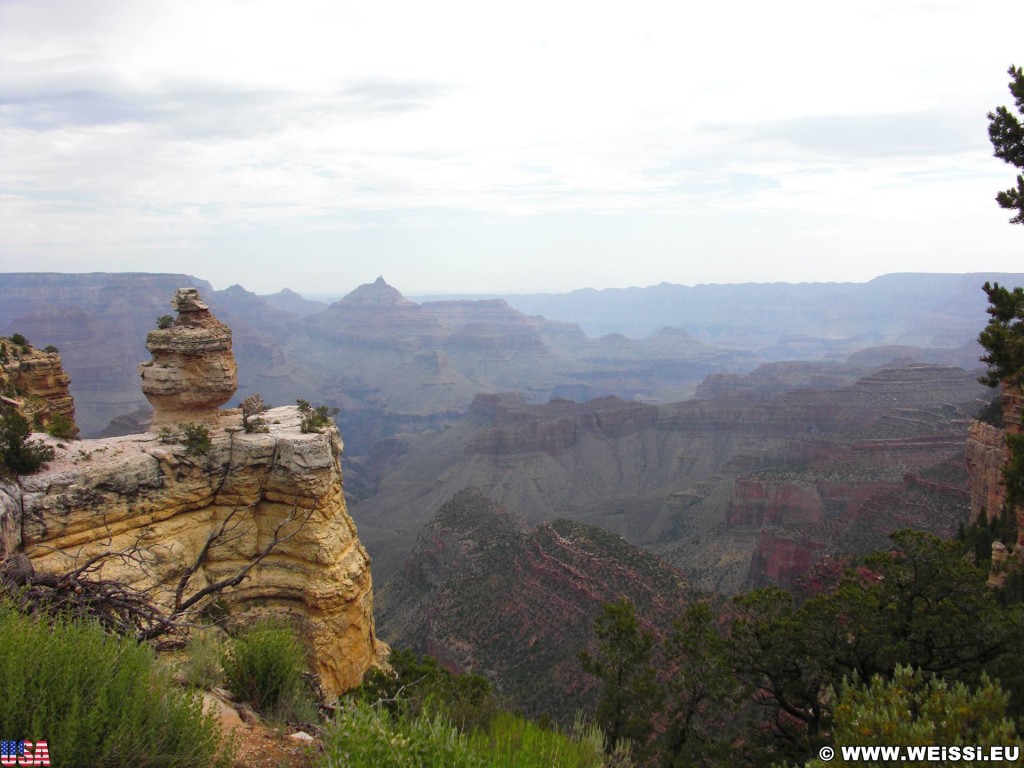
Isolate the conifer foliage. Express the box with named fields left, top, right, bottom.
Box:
left=989, top=65, right=1024, bottom=225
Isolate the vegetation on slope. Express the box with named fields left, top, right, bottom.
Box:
left=0, top=600, right=232, bottom=768
left=581, top=525, right=1024, bottom=767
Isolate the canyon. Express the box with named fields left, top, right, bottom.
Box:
left=0, top=271, right=1006, bottom=597
left=378, top=488, right=690, bottom=721
left=3, top=269, right=1019, bottom=729
left=353, top=363, right=987, bottom=592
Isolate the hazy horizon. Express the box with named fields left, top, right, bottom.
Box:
left=2, top=1, right=1023, bottom=296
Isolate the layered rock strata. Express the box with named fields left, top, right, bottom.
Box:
left=966, top=385, right=1024, bottom=549
left=138, top=288, right=238, bottom=426
left=1, top=406, right=382, bottom=697
left=0, top=337, right=78, bottom=436
left=380, top=488, right=689, bottom=721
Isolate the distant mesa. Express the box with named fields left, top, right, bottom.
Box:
left=137, top=287, right=238, bottom=426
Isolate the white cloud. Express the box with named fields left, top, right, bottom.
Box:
left=1, top=0, right=1023, bottom=293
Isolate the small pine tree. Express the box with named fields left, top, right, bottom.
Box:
left=579, top=599, right=660, bottom=756
left=180, top=423, right=212, bottom=456
left=240, top=394, right=268, bottom=433
left=46, top=413, right=76, bottom=440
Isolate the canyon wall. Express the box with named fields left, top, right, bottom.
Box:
left=0, top=337, right=77, bottom=436
left=965, top=385, right=1024, bottom=549
left=379, top=488, right=689, bottom=721
left=1, top=409, right=383, bottom=698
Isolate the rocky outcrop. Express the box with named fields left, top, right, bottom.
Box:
left=465, top=393, right=660, bottom=457
left=725, top=479, right=824, bottom=527
left=3, top=406, right=382, bottom=697
left=0, top=337, right=78, bottom=436
left=138, top=288, right=238, bottom=426
left=965, top=384, right=1024, bottom=550
left=379, top=488, right=689, bottom=721
left=748, top=531, right=826, bottom=587
left=966, top=418, right=1008, bottom=523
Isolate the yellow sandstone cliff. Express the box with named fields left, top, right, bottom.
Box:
left=0, top=336, right=78, bottom=437
left=0, top=289, right=383, bottom=697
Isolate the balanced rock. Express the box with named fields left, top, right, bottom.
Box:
left=138, top=288, right=237, bottom=426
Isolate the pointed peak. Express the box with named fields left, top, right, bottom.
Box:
left=340, top=277, right=414, bottom=307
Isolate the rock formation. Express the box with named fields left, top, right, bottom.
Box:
left=1, top=289, right=383, bottom=698
left=966, top=385, right=1024, bottom=549
left=379, top=488, right=689, bottom=721
left=354, top=364, right=986, bottom=591
left=965, top=418, right=1008, bottom=524
left=138, top=288, right=238, bottom=426
left=0, top=336, right=78, bottom=436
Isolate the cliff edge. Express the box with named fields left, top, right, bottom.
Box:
left=0, top=289, right=383, bottom=698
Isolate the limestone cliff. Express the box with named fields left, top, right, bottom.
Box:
left=0, top=405, right=382, bottom=698
left=965, top=385, right=1024, bottom=549
left=966, top=418, right=1008, bottom=523
left=0, top=336, right=78, bottom=436
left=1, top=288, right=382, bottom=698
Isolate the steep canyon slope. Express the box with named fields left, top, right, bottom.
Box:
left=378, top=488, right=690, bottom=721
left=352, top=364, right=988, bottom=592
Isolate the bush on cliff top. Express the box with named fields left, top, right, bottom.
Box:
left=297, top=399, right=339, bottom=433
left=0, top=402, right=54, bottom=477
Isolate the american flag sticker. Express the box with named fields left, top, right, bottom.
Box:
left=0, top=740, right=49, bottom=766
left=0, top=743, right=21, bottom=759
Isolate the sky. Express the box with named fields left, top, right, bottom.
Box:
left=1, top=0, right=1023, bottom=297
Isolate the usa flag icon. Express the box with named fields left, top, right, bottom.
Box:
left=0, top=740, right=49, bottom=766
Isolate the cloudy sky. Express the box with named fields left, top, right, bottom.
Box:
left=1, top=0, right=1023, bottom=296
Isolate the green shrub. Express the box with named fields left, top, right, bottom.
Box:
left=240, top=393, right=269, bottom=434
left=157, top=314, right=175, bottom=329
left=319, top=702, right=612, bottom=768
left=0, top=600, right=233, bottom=768
left=350, top=648, right=498, bottom=731
left=180, top=629, right=226, bottom=690
left=10, top=333, right=27, bottom=346
left=181, top=422, right=212, bottom=456
left=804, top=666, right=1019, bottom=768
left=46, top=413, right=76, bottom=439
left=297, top=400, right=339, bottom=433
left=222, top=622, right=313, bottom=723
left=0, top=403, right=54, bottom=476
left=43, top=345, right=59, bottom=354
